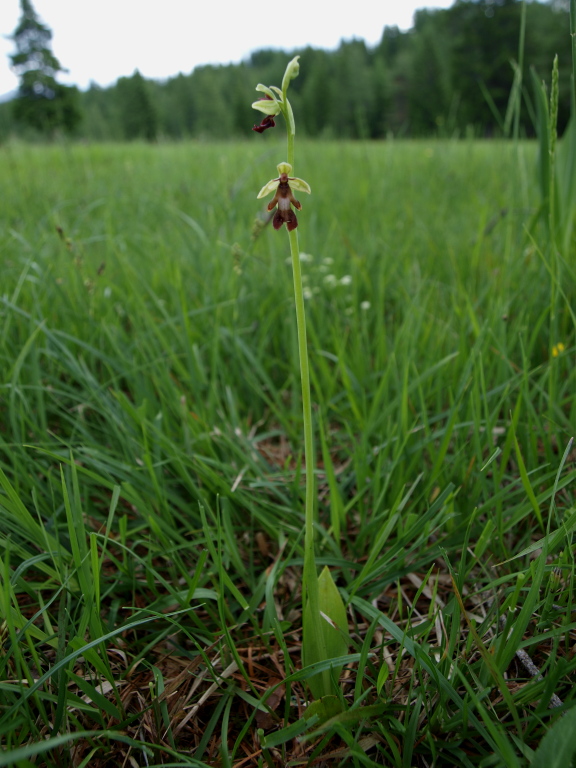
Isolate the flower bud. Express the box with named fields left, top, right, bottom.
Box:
left=282, top=56, right=300, bottom=92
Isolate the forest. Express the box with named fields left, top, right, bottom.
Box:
left=0, top=0, right=572, bottom=141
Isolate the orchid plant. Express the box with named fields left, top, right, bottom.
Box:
left=252, top=57, right=350, bottom=701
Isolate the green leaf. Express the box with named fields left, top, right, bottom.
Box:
left=260, top=715, right=318, bottom=749
left=302, top=566, right=350, bottom=699
left=301, top=703, right=388, bottom=741
left=303, top=695, right=343, bottom=723
left=376, top=664, right=389, bottom=697
left=512, top=429, right=543, bottom=529
left=0, top=731, right=153, bottom=766
left=531, top=67, right=551, bottom=207
left=531, top=706, right=576, bottom=768
left=498, top=506, right=576, bottom=564
left=66, top=671, right=122, bottom=720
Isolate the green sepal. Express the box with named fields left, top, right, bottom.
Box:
left=256, top=178, right=279, bottom=200
left=302, top=566, right=350, bottom=699
left=257, top=172, right=311, bottom=200
left=252, top=85, right=281, bottom=115
left=251, top=98, right=281, bottom=116
left=255, top=83, right=279, bottom=102
left=289, top=177, right=311, bottom=195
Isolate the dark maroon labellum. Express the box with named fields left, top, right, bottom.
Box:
left=252, top=114, right=276, bottom=133
left=273, top=209, right=298, bottom=230
left=267, top=178, right=302, bottom=230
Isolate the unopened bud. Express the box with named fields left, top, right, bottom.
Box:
left=281, top=56, right=300, bottom=93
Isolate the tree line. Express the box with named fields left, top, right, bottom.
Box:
left=1, top=0, right=572, bottom=141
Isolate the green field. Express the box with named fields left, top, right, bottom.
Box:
left=1, top=139, right=575, bottom=767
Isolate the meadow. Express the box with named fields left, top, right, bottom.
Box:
left=0, top=138, right=574, bottom=767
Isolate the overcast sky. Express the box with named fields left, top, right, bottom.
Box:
left=0, top=0, right=455, bottom=96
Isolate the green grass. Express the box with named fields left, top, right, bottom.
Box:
left=0, top=137, right=574, bottom=767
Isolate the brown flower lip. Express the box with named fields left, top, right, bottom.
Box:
left=252, top=114, right=276, bottom=133
left=267, top=173, right=302, bottom=231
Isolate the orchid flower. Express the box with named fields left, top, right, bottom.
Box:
left=252, top=95, right=279, bottom=132
left=257, top=162, right=311, bottom=231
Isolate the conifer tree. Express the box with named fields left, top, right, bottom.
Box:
left=9, top=0, right=81, bottom=134
left=115, top=71, right=158, bottom=141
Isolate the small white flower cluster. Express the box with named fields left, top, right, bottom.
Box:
left=323, top=272, right=351, bottom=288
left=290, top=253, right=370, bottom=312
left=285, top=251, right=314, bottom=265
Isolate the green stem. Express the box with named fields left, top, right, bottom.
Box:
left=283, top=85, right=329, bottom=695
left=286, top=129, right=295, bottom=171
left=288, top=227, right=317, bottom=606
left=288, top=224, right=329, bottom=695
left=282, top=82, right=295, bottom=170
left=284, top=91, right=316, bottom=606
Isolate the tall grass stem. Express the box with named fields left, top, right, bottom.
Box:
left=513, top=1, right=527, bottom=142
left=571, top=0, right=576, bottom=106
left=548, top=56, right=560, bottom=413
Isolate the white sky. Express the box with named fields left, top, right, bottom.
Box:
left=0, top=0, right=455, bottom=96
